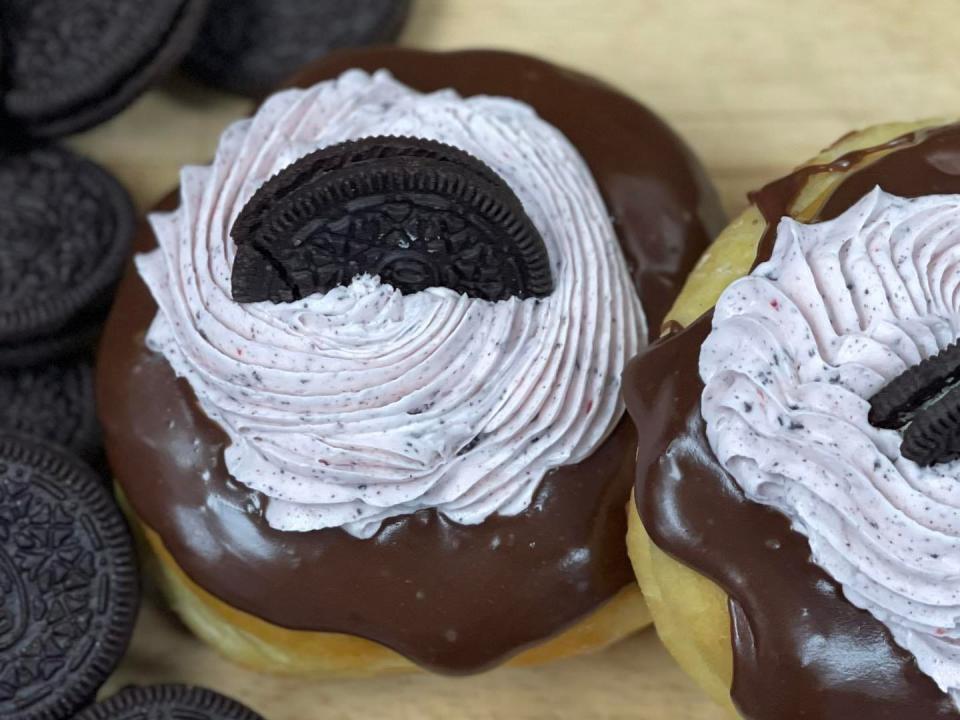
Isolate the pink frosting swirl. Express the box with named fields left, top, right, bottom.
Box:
left=701, top=188, right=960, bottom=708
left=136, top=69, right=643, bottom=538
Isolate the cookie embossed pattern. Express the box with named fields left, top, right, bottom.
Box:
left=0, top=0, right=209, bottom=137
left=0, top=437, right=139, bottom=720
left=700, top=188, right=960, bottom=709
left=0, top=359, right=100, bottom=463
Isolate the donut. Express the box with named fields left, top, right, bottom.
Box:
left=98, top=47, right=723, bottom=676
left=625, top=118, right=960, bottom=717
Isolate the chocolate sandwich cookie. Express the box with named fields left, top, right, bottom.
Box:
left=0, top=0, right=209, bottom=138
left=0, top=436, right=139, bottom=720
left=0, top=145, right=134, bottom=366
left=0, top=31, right=9, bottom=132
left=0, top=356, right=100, bottom=463
left=74, top=685, right=265, bottom=720
left=184, top=0, right=412, bottom=96
left=901, top=385, right=960, bottom=465
left=870, top=341, right=960, bottom=465
left=869, top=342, right=960, bottom=428
left=231, top=135, right=553, bottom=303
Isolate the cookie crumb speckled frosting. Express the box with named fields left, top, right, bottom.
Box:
left=700, top=187, right=960, bottom=709
left=136, top=69, right=644, bottom=537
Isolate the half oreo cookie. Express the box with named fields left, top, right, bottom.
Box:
left=231, top=135, right=553, bottom=303
left=184, top=0, right=411, bottom=97
left=0, top=145, right=134, bottom=366
left=869, top=341, right=960, bottom=465
left=0, top=436, right=139, bottom=720
left=74, top=685, right=265, bottom=720
left=868, top=342, right=960, bottom=429
left=0, top=0, right=209, bottom=137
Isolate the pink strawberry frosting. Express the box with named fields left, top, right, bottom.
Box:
left=136, top=69, right=644, bottom=538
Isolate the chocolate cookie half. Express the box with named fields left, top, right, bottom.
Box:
left=870, top=341, right=960, bottom=465
left=626, top=120, right=960, bottom=719
left=231, top=135, right=553, bottom=303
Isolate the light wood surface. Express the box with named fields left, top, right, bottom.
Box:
left=71, top=1, right=960, bottom=718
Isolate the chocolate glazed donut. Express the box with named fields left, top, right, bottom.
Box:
left=97, top=47, right=724, bottom=673
left=627, top=123, right=960, bottom=717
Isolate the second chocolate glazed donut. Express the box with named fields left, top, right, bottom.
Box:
left=98, top=47, right=723, bottom=674
left=627, top=119, right=960, bottom=718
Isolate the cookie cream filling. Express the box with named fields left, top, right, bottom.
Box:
left=137, top=69, right=644, bottom=538
left=700, top=188, right=960, bottom=708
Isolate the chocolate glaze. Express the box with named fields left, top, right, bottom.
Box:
left=627, top=122, right=960, bottom=717
left=96, top=48, right=724, bottom=673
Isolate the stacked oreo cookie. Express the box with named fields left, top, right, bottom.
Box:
left=0, top=144, right=133, bottom=464
left=0, top=0, right=413, bottom=136
left=0, top=141, right=262, bottom=720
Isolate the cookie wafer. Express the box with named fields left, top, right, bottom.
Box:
left=0, top=436, right=139, bottom=720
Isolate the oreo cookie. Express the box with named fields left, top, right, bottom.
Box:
left=0, top=436, right=139, bottom=720
left=184, top=0, right=411, bottom=97
left=0, top=0, right=209, bottom=138
left=0, top=145, right=134, bottom=366
left=901, top=385, right=960, bottom=466
left=231, top=135, right=554, bottom=303
left=868, top=342, right=960, bottom=465
left=74, top=685, right=265, bottom=720
left=869, top=342, right=960, bottom=428
left=0, top=357, right=100, bottom=463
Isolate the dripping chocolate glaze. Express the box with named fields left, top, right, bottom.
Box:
left=96, top=48, right=724, bottom=673
left=627, top=122, right=960, bottom=718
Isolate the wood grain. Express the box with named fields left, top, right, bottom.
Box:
left=71, top=1, right=960, bottom=717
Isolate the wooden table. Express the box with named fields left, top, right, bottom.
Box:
left=69, top=1, right=960, bottom=718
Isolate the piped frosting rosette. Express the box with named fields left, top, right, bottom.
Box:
left=136, top=69, right=644, bottom=538
left=700, top=187, right=960, bottom=706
